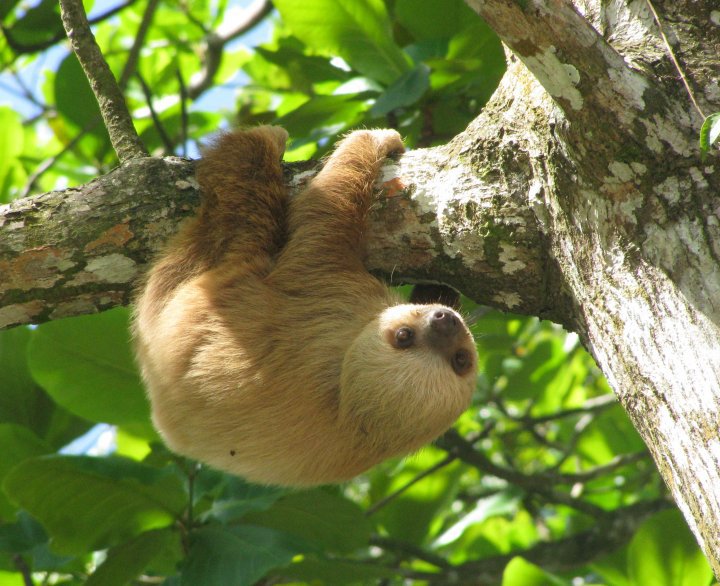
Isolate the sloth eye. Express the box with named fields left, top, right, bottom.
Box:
left=395, top=327, right=415, bottom=349
left=451, top=349, right=472, bottom=374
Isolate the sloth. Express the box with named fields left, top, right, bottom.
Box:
left=133, top=126, right=477, bottom=486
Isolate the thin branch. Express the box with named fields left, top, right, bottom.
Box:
left=370, top=535, right=452, bottom=570
left=1, top=0, right=137, bottom=56
left=366, top=454, right=457, bottom=516
left=187, top=0, right=274, bottom=99
left=428, top=499, right=671, bottom=585
left=12, top=555, right=34, bottom=586
left=118, top=0, right=162, bottom=90
left=18, top=120, right=100, bottom=199
left=59, top=0, right=148, bottom=162
left=644, top=0, right=705, bottom=118
left=366, top=424, right=495, bottom=516
left=436, top=429, right=606, bottom=517
left=515, top=393, right=617, bottom=426
left=136, top=72, right=175, bottom=154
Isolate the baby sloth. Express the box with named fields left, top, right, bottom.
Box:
left=133, top=126, right=477, bottom=486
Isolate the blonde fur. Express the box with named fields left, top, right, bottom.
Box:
left=133, top=126, right=477, bottom=486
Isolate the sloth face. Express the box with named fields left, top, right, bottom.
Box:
left=340, top=303, right=477, bottom=456
left=382, top=304, right=476, bottom=377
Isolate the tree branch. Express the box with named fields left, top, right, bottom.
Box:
left=59, top=0, right=148, bottom=161
left=0, top=139, right=552, bottom=330
left=464, top=0, right=699, bottom=154
left=187, top=0, right=274, bottom=99
left=438, top=499, right=671, bottom=585
left=0, top=157, right=197, bottom=329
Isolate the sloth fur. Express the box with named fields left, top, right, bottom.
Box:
left=133, top=126, right=477, bottom=486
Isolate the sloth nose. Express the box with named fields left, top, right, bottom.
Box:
left=430, top=309, right=459, bottom=336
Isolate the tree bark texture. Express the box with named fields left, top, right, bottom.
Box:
left=462, top=0, right=720, bottom=573
left=2, top=0, right=720, bottom=573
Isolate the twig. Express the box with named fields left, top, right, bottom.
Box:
left=118, top=0, right=161, bottom=90
left=644, top=0, right=704, bottom=118
left=370, top=535, right=452, bottom=569
left=12, top=555, right=34, bottom=586
left=2, top=0, right=138, bottom=56
left=365, top=423, right=495, bottom=516
left=136, top=71, right=174, bottom=154
left=19, top=120, right=100, bottom=198
left=59, top=0, right=148, bottom=162
left=187, top=0, right=273, bottom=99
left=436, top=429, right=606, bottom=517
left=177, top=69, right=189, bottom=157
left=365, top=454, right=457, bottom=516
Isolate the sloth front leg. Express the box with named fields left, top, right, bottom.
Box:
left=272, top=129, right=404, bottom=278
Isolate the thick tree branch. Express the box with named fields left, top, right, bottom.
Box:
left=464, top=0, right=700, bottom=162
left=0, top=157, right=197, bottom=329
left=59, top=0, right=148, bottom=161
left=0, top=144, right=550, bottom=329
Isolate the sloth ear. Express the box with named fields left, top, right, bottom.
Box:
left=409, top=284, right=461, bottom=310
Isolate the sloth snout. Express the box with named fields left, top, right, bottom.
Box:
left=430, top=309, right=459, bottom=336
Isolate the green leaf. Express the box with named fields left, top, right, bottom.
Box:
left=202, top=475, right=288, bottom=523
left=0, top=512, right=47, bottom=554
left=0, top=425, right=52, bottom=517
left=0, top=327, right=91, bottom=449
left=4, top=0, right=62, bottom=47
left=181, top=525, right=301, bottom=586
left=3, top=455, right=185, bottom=555
left=395, top=0, right=480, bottom=40
left=0, top=107, right=25, bottom=202
left=273, top=0, right=410, bottom=85
left=28, top=308, right=153, bottom=434
left=699, top=112, right=720, bottom=158
left=86, top=528, right=181, bottom=586
left=275, top=94, right=368, bottom=147
left=627, top=509, right=713, bottom=586
left=371, top=64, right=430, bottom=116
left=244, top=489, right=372, bottom=554
left=370, top=450, right=464, bottom=544
left=502, top=556, right=567, bottom=586
left=54, top=52, right=109, bottom=150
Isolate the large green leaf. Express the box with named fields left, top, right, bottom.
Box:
left=275, top=94, right=368, bottom=147
left=371, top=64, right=430, bottom=116
left=369, top=449, right=464, bottom=544
left=202, top=474, right=288, bottom=523
left=273, top=0, right=410, bottom=85
left=53, top=52, right=107, bottom=138
left=244, top=489, right=372, bottom=554
left=28, top=308, right=153, bottom=434
left=0, top=327, right=92, bottom=448
left=396, top=0, right=479, bottom=40
left=3, top=0, right=62, bottom=47
left=0, top=425, right=51, bottom=517
left=3, top=455, right=185, bottom=554
left=181, top=525, right=301, bottom=586
left=86, top=528, right=181, bottom=586
left=627, top=509, right=713, bottom=586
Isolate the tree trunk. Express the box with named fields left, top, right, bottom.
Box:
left=2, top=0, right=720, bottom=573
left=460, top=0, right=720, bottom=574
